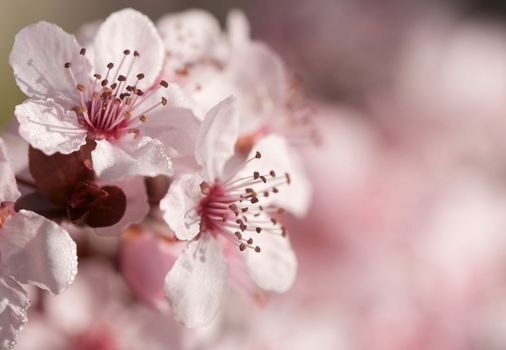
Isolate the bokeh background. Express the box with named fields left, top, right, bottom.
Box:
left=4, top=0, right=506, bottom=349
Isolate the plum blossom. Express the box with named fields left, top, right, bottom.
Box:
left=10, top=8, right=200, bottom=181
left=0, top=138, right=78, bottom=349
left=160, top=96, right=309, bottom=327
left=157, top=9, right=319, bottom=151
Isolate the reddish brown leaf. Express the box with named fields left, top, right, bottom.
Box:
left=66, top=181, right=108, bottom=224
left=85, top=185, right=127, bottom=228
left=29, top=146, right=94, bottom=206
left=14, top=191, right=65, bottom=219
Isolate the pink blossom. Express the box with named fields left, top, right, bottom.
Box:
left=159, top=96, right=308, bottom=327
left=0, top=138, right=78, bottom=349
left=10, top=8, right=200, bottom=181
left=157, top=9, right=318, bottom=152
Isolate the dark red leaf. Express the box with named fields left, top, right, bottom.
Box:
left=29, top=146, right=95, bottom=206
left=14, top=191, right=65, bottom=219
left=66, top=181, right=108, bottom=224
left=85, top=185, right=127, bottom=228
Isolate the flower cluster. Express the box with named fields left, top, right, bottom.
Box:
left=1, top=8, right=314, bottom=347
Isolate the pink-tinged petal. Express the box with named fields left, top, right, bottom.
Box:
left=92, top=135, right=172, bottom=181
left=74, top=20, right=102, bottom=65
left=0, top=210, right=78, bottom=295
left=0, top=138, right=20, bottom=202
left=9, top=22, right=91, bottom=110
left=120, top=231, right=178, bottom=308
left=15, top=99, right=87, bottom=156
left=226, top=9, right=250, bottom=47
left=228, top=43, right=287, bottom=133
left=245, top=223, right=297, bottom=292
left=241, top=135, right=312, bottom=217
left=93, top=9, right=164, bottom=90
left=93, top=177, right=149, bottom=237
left=160, top=173, right=202, bottom=241
left=145, top=108, right=201, bottom=157
left=141, top=84, right=202, bottom=156
left=75, top=20, right=102, bottom=48
left=196, top=96, right=239, bottom=180
left=0, top=276, right=30, bottom=350
left=1, top=134, right=29, bottom=176
left=164, top=236, right=228, bottom=328
left=163, top=83, right=203, bottom=113
left=157, top=9, right=221, bottom=65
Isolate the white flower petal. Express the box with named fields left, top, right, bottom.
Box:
left=74, top=19, right=103, bottom=64
left=227, top=43, right=287, bottom=133
left=0, top=276, right=30, bottom=350
left=226, top=9, right=251, bottom=48
left=241, top=135, right=312, bottom=217
left=160, top=173, right=203, bottom=241
left=164, top=236, right=228, bottom=328
left=141, top=84, right=202, bottom=156
left=9, top=21, right=91, bottom=110
left=1, top=134, right=29, bottom=176
left=15, top=99, right=87, bottom=156
left=93, top=8, right=164, bottom=90
left=157, top=9, right=221, bottom=65
left=0, top=210, right=78, bottom=295
left=0, top=138, right=20, bottom=202
left=196, top=96, right=239, bottom=180
left=246, top=224, right=297, bottom=292
left=75, top=19, right=102, bottom=47
left=92, top=135, right=172, bottom=181
left=144, top=108, right=201, bottom=157
left=93, top=176, right=149, bottom=236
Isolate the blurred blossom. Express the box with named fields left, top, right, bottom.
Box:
left=120, top=220, right=180, bottom=309
left=369, top=17, right=506, bottom=175
left=16, top=260, right=183, bottom=350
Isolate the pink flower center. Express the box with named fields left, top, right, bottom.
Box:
left=64, top=48, right=168, bottom=140
left=196, top=152, right=290, bottom=253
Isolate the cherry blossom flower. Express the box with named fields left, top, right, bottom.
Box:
left=157, top=9, right=318, bottom=152
left=0, top=138, right=78, bottom=349
left=10, top=8, right=199, bottom=181
left=159, top=96, right=309, bottom=327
